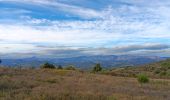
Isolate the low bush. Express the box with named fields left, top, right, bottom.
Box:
left=41, top=63, right=55, bottom=69
left=160, top=71, right=167, bottom=76
left=137, top=74, right=149, bottom=84
left=154, top=69, right=161, bottom=74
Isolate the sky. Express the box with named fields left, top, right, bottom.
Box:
left=0, top=0, right=170, bottom=58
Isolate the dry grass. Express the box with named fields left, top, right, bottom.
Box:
left=0, top=67, right=169, bottom=100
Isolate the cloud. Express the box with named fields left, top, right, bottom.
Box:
left=112, top=44, right=170, bottom=52
left=0, top=0, right=170, bottom=58
left=1, top=43, right=169, bottom=59
left=0, top=0, right=102, bottom=19
left=0, top=8, right=31, bottom=15
left=0, top=23, right=124, bottom=46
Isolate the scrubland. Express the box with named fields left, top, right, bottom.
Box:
left=0, top=67, right=170, bottom=100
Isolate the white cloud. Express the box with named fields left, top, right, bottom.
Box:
left=0, top=24, right=122, bottom=46
left=1, top=0, right=170, bottom=57
left=0, top=43, right=36, bottom=53
left=0, top=0, right=102, bottom=19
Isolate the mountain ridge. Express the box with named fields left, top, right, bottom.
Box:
left=1, top=55, right=167, bottom=69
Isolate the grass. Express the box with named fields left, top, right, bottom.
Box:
left=0, top=67, right=169, bottom=100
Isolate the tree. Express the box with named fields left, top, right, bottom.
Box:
left=93, top=63, right=102, bottom=72
left=41, top=62, right=55, bottom=69
left=57, top=65, right=63, bottom=69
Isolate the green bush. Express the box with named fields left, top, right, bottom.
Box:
left=41, top=63, right=56, bottom=69
left=93, top=63, right=102, bottom=72
left=154, top=69, right=161, bottom=74
left=137, top=74, right=149, bottom=84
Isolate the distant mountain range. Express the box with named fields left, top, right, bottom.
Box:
left=1, top=55, right=168, bottom=69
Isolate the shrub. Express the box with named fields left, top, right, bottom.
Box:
left=137, top=74, right=149, bottom=84
left=57, top=65, right=63, bottom=69
left=167, top=71, right=170, bottom=76
left=41, top=63, right=55, bottom=69
left=154, top=69, right=161, bottom=74
left=161, top=62, right=170, bottom=68
left=160, top=71, right=167, bottom=76
left=93, top=63, right=102, bottom=72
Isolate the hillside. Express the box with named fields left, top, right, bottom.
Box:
left=109, top=59, right=170, bottom=79
left=0, top=67, right=170, bottom=100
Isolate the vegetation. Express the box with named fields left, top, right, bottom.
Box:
left=0, top=67, right=169, bottom=100
left=92, top=63, right=102, bottom=72
left=65, top=65, right=76, bottom=70
left=41, top=62, right=56, bottom=69
left=137, top=74, right=149, bottom=84
left=107, top=59, right=170, bottom=79
left=0, top=59, right=170, bottom=100
left=57, top=65, right=63, bottom=69
left=161, top=59, right=170, bottom=69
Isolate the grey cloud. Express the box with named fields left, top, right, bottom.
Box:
left=0, top=40, right=3, bottom=42
left=36, top=44, right=170, bottom=58
left=35, top=44, right=82, bottom=49
left=1, top=44, right=170, bottom=59
left=113, top=44, right=170, bottom=52
left=35, top=43, right=170, bottom=55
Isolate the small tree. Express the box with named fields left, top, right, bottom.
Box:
left=57, top=65, right=63, bottom=69
left=137, top=74, right=149, bottom=84
left=41, top=62, right=55, bottom=69
left=93, top=63, right=102, bottom=72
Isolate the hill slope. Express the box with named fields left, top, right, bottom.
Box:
left=109, top=59, right=170, bottom=78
